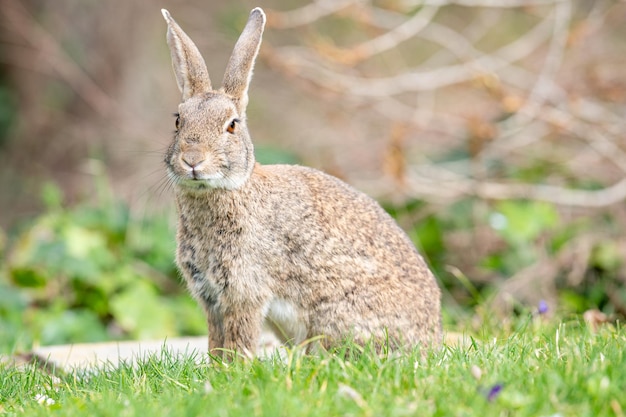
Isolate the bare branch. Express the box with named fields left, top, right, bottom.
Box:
left=406, top=164, right=626, bottom=208
left=268, top=0, right=626, bottom=210
left=267, top=0, right=364, bottom=29
left=270, top=10, right=556, bottom=96
left=515, top=0, right=571, bottom=120
left=342, top=5, right=440, bottom=64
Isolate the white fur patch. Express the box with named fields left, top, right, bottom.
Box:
left=171, top=169, right=249, bottom=191
left=265, top=298, right=307, bottom=345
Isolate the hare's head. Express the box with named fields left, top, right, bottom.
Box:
left=162, top=8, right=265, bottom=191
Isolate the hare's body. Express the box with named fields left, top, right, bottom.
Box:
left=161, top=8, right=442, bottom=357
left=176, top=164, right=441, bottom=352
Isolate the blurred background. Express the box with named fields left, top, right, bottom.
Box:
left=1, top=0, right=625, bottom=350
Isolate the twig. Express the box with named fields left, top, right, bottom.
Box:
left=266, top=0, right=364, bottom=29
left=406, top=163, right=626, bottom=207
left=511, top=0, right=571, bottom=122
left=340, top=5, right=440, bottom=64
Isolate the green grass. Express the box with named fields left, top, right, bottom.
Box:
left=1, top=318, right=624, bottom=417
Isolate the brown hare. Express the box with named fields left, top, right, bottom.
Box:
left=161, top=7, right=442, bottom=358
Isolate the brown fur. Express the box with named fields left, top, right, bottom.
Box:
left=161, top=8, right=442, bottom=358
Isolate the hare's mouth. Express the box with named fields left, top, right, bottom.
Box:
left=168, top=165, right=248, bottom=191
left=169, top=169, right=238, bottom=191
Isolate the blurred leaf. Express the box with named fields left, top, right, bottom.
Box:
left=41, top=182, right=63, bottom=210
left=127, top=215, right=177, bottom=276
left=37, top=309, right=109, bottom=345
left=411, top=216, right=444, bottom=262
left=0, top=283, right=28, bottom=315
left=64, top=224, right=106, bottom=259
left=170, top=295, right=206, bottom=336
left=549, top=218, right=591, bottom=253
left=96, top=266, right=139, bottom=296
left=480, top=254, right=504, bottom=272
left=492, top=200, right=559, bottom=244
left=10, top=267, right=47, bottom=288
left=559, top=290, right=591, bottom=313
left=79, top=201, right=129, bottom=243
left=0, top=284, right=29, bottom=352
left=70, top=280, right=109, bottom=317
left=591, top=242, right=622, bottom=272
left=110, top=281, right=176, bottom=340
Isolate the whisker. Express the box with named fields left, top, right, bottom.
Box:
left=151, top=175, right=175, bottom=200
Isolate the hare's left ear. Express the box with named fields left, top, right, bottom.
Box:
left=221, top=8, right=266, bottom=113
left=162, top=9, right=212, bottom=100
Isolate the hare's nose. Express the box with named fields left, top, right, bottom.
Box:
left=181, top=155, right=207, bottom=179
left=181, top=155, right=205, bottom=170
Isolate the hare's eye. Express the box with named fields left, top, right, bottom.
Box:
left=227, top=119, right=239, bottom=134
left=174, top=113, right=181, bottom=131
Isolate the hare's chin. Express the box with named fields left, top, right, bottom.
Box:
left=172, top=172, right=248, bottom=191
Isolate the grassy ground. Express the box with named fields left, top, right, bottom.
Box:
left=1, top=317, right=624, bottom=417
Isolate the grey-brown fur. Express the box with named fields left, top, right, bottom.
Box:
left=161, top=8, right=442, bottom=358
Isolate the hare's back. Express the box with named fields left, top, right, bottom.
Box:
left=253, top=163, right=429, bottom=273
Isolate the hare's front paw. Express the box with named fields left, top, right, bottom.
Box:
left=210, top=310, right=264, bottom=360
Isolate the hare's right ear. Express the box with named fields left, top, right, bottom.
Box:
left=161, top=9, right=212, bottom=100
left=222, top=8, right=266, bottom=113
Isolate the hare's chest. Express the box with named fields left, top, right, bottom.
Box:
left=177, top=256, right=224, bottom=309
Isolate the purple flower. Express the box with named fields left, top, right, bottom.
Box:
left=538, top=300, right=549, bottom=315
left=486, top=384, right=503, bottom=402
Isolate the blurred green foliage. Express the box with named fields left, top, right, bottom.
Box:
left=0, top=180, right=205, bottom=353
left=389, top=196, right=624, bottom=319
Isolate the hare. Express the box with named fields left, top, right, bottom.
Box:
left=161, top=7, right=442, bottom=358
